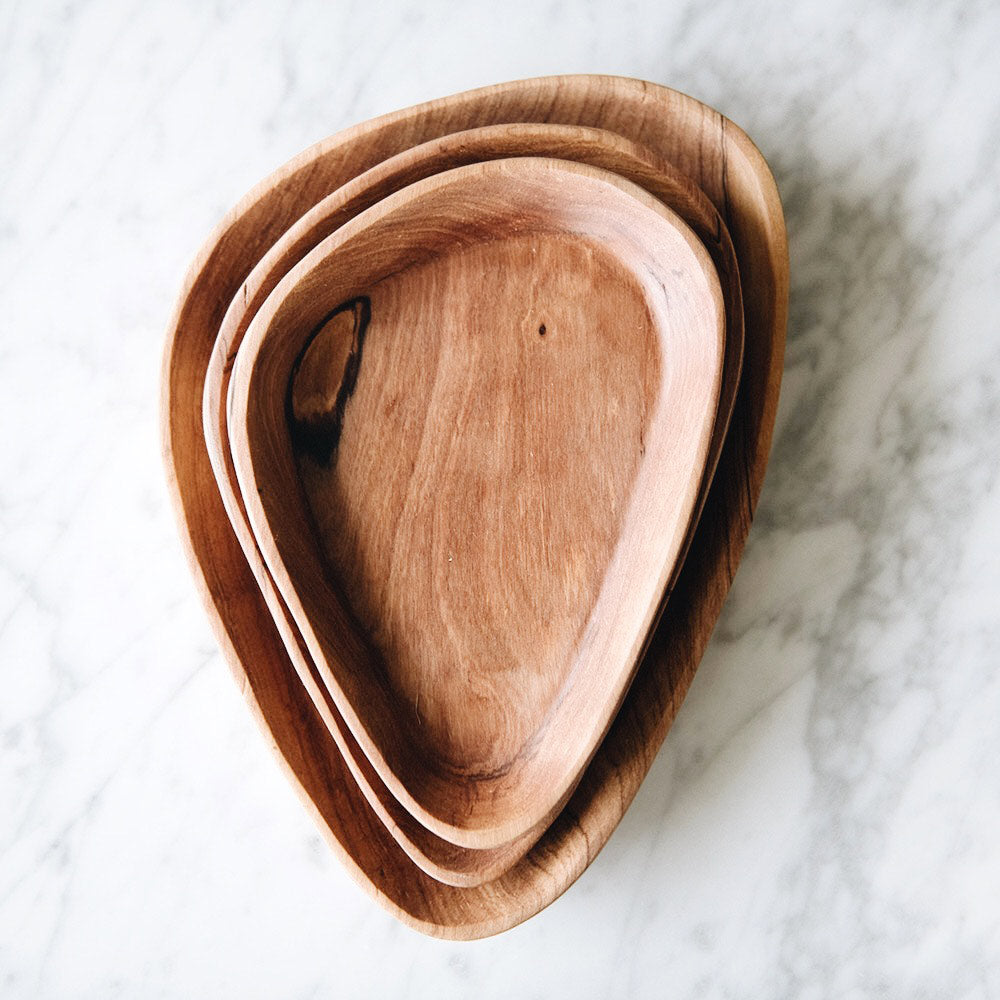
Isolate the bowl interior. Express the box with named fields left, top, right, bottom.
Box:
left=230, top=156, right=725, bottom=848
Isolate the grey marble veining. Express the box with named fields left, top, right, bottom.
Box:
left=1, top=1, right=998, bottom=997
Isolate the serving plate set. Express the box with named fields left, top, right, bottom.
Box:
left=161, top=75, right=788, bottom=938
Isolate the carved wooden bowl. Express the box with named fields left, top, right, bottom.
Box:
left=202, top=122, right=744, bottom=887
left=160, top=74, right=787, bottom=938
left=228, top=155, right=726, bottom=850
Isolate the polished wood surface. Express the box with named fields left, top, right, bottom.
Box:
left=229, top=157, right=725, bottom=848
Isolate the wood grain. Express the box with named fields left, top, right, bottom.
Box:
left=229, top=157, right=725, bottom=848
left=202, top=121, right=744, bottom=884
left=161, top=75, right=787, bottom=938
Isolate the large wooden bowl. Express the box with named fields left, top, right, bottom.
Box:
left=161, top=74, right=787, bottom=938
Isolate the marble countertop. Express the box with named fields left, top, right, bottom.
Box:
left=2, top=1, right=998, bottom=996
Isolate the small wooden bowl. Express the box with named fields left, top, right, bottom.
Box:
left=160, top=75, right=787, bottom=938
left=228, top=156, right=726, bottom=850
left=203, top=122, right=743, bottom=884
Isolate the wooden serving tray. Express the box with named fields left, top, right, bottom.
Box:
left=228, top=156, right=725, bottom=849
left=202, top=122, right=744, bottom=886
left=161, top=75, right=787, bottom=938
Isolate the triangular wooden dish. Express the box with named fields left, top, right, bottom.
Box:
left=228, top=156, right=725, bottom=850
left=203, top=121, right=744, bottom=883
left=161, top=75, right=787, bottom=938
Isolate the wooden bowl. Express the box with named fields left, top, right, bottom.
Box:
left=160, top=75, right=787, bottom=938
left=203, top=122, right=744, bottom=885
left=228, top=155, right=726, bottom=850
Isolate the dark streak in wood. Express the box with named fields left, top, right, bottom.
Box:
left=287, top=296, right=372, bottom=467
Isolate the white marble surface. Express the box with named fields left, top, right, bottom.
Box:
left=2, top=0, right=999, bottom=995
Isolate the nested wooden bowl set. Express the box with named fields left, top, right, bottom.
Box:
left=161, top=75, right=788, bottom=939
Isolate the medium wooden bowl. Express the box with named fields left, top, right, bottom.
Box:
left=228, top=155, right=726, bottom=850
left=161, top=75, right=787, bottom=938
left=203, top=121, right=744, bottom=885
